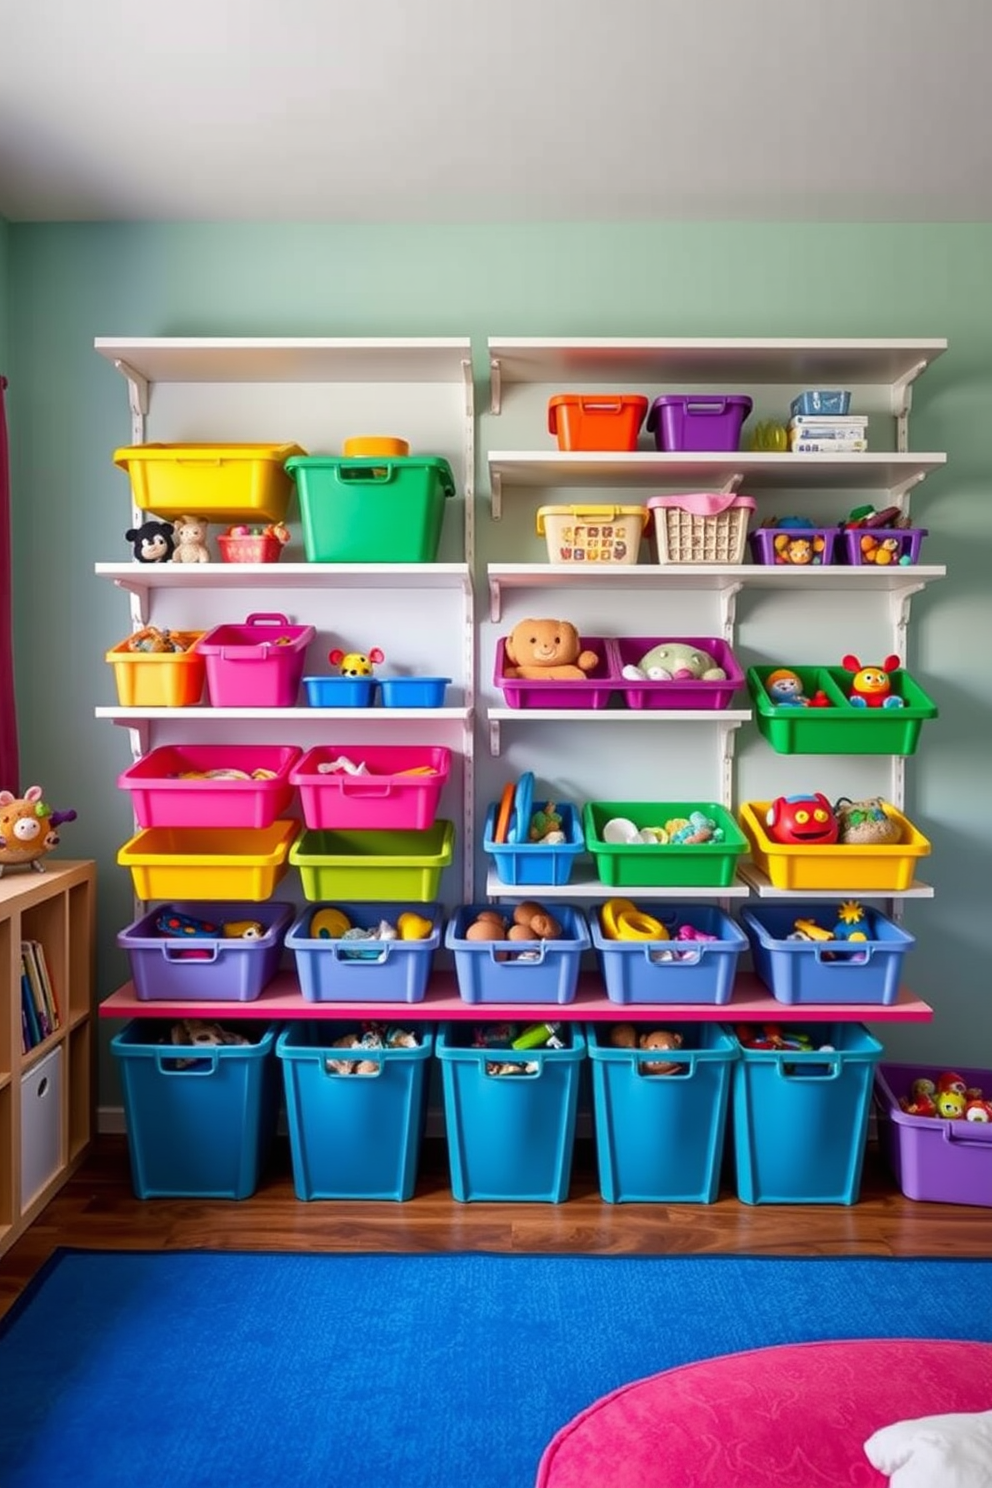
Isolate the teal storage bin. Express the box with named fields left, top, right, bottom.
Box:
left=587, top=1023, right=737, bottom=1203
left=729, top=1022, right=883, bottom=1205
left=286, top=455, right=455, bottom=563
left=111, top=1020, right=279, bottom=1199
left=436, top=1023, right=585, bottom=1202
left=276, top=1022, right=433, bottom=1200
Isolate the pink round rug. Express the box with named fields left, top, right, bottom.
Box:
left=536, top=1338, right=992, bottom=1487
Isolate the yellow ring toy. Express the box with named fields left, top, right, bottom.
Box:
left=600, top=898, right=641, bottom=940
left=311, top=906, right=351, bottom=939
left=616, top=909, right=668, bottom=942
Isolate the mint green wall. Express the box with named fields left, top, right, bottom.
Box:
left=6, top=222, right=992, bottom=1107
left=0, top=216, right=8, bottom=366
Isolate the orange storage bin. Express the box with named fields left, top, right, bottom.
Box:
left=548, top=395, right=648, bottom=452
left=106, top=632, right=206, bottom=708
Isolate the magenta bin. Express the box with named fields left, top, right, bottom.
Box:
left=290, top=744, right=452, bottom=830
left=646, top=395, right=753, bottom=452
left=748, top=528, right=840, bottom=566
left=197, top=612, right=315, bottom=707
left=611, top=636, right=744, bottom=711
left=118, top=900, right=294, bottom=1002
left=839, top=528, right=928, bottom=566
left=117, top=743, right=302, bottom=829
left=875, top=1063, right=992, bottom=1206
left=493, top=636, right=618, bottom=710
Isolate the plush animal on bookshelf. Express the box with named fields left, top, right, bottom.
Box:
left=170, top=514, right=211, bottom=564
left=124, top=518, right=175, bottom=563
left=502, top=619, right=598, bottom=680
left=0, top=786, right=77, bottom=876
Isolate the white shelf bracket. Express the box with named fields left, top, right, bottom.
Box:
left=889, top=581, right=924, bottom=659
left=126, top=721, right=149, bottom=762
left=114, top=359, right=149, bottom=445
left=718, top=581, right=742, bottom=644
left=717, top=720, right=740, bottom=811
left=461, top=357, right=474, bottom=421
left=489, top=576, right=502, bottom=624
left=890, top=359, right=928, bottom=453
left=491, top=470, right=502, bottom=522
left=888, top=470, right=925, bottom=519
left=489, top=717, right=501, bottom=757
left=489, top=357, right=502, bottom=416
left=721, top=471, right=744, bottom=494
left=115, top=575, right=150, bottom=625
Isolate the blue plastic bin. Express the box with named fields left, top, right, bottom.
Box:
left=483, top=802, right=586, bottom=886
left=729, top=1022, right=883, bottom=1204
left=591, top=903, right=748, bottom=1005
left=285, top=902, right=441, bottom=1003
left=436, top=1022, right=585, bottom=1201
left=303, top=676, right=377, bottom=707
left=740, top=903, right=914, bottom=1006
left=118, top=900, right=294, bottom=1003
left=379, top=676, right=451, bottom=708
left=445, top=904, right=590, bottom=1005
left=587, top=1022, right=737, bottom=1202
left=276, top=1022, right=434, bottom=1200
left=111, top=1020, right=279, bottom=1199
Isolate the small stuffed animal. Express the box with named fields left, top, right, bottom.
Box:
left=503, top=619, right=598, bottom=680
left=171, top=514, right=211, bottom=564
left=329, top=647, right=384, bottom=677
left=125, top=518, right=175, bottom=563
left=834, top=796, right=903, bottom=845
left=842, top=653, right=904, bottom=709
left=0, top=787, right=77, bottom=875
left=621, top=641, right=726, bottom=683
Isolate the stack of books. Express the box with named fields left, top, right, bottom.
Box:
left=789, top=415, right=868, bottom=454
left=20, top=939, right=61, bottom=1052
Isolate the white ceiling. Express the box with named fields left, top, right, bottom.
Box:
left=1, top=0, right=991, bottom=223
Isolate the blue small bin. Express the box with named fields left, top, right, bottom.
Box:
left=436, top=1022, right=585, bottom=1202
left=790, top=390, right=852, bottom=417
left=285, top=901, right=441, bottom=1003
left=276, top=1021, right=434, bottom=1200
left=591, top=903, right=747, bottom=1005
left=729, top=1021, right=883, bottom=1205
left=445, top=904, right=590, bottom=1005
left=111, top=1020, right=279, bottom=1199
left=303, top=676, right=377, bottom=707
left=483, top=802, right=586, bottom=887
left=740, top=903, right=914, bottom=1006
left=379, top=676, right=451, bottom=708
left=587, top=1022, right=737, bottom=1202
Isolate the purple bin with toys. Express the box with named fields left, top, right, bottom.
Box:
left=748, top=526, right=840, bottom=567
left=740, top=902, right=914, bottom=1007
left=285, top=901, right=441, bottom=1003
left=612, top=636, right=744, bottom=711
left=118, top=900, right=295, bottom=1002
left=874, top=1062, right=992, bottom=1206
left=591, top=902, right=748, bottom=1005
left=494, top=633, right=618, bottom=710
left=839, top=527, right=928, bottom=567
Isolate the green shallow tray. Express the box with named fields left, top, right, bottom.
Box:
left=289, top=820, right=455, bottom=902
left=583, top=800, right=747, bottom=888
left=748, top=665, right=938, bottom=756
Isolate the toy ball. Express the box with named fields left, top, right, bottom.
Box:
left=765, top=792, right=839, bottom=846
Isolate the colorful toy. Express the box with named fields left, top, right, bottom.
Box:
left=125, top=625, right=187, bottom=653
left=502, top=619, right=598, bottom=680
left=621, top=641, right=726, bottom=683
left=0, top=787, right=77, bottom=876
left=842, top=504, right=903, bottom=530
left=735, top=1022, right=817, bottom=1052
left=125, top=518, right=175, bottom=563
left=310, top=906, right=352, bottom=938
left=856, top=533, right=908, bottom=566
left=842, top=653, right=905, bottom=708
left=528, top=802, right=565, bottom=844
left=328, top=646, right=384, bottom=678
left=765, top=793, right=839, bottom=846
left=772, top=531, right=826, bottom=565
left=608, top=1023, right=684, bottom=1074
left=511, top=1021, right=564, bottom=1051
left=763, top=668, right=832, bottom=709
left=154, top=910, right=264, bottom=939
left=170, top=514, right=211, bottom=564
left=834, top=796, right=903, bottom=845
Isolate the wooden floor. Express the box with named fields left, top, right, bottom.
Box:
left=3, top=1134, right=991, bottom=1319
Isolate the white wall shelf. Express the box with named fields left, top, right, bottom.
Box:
left=485, top=870, right=750, bottom=901
left=487, top=707, right=749, bottom=757
left=738, top=865, right=934, bottom=899
left=96, top=336, right=473, bottom=387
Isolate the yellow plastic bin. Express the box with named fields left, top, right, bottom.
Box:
left=106, top=632, right=206, bottom=708
left=118, top=821, right=298, bottom=901
left=536, top=505, right=648, bottom=565
left=113, top=443, right=306, bottom=524
left=738, top=800, right=931, bottom=891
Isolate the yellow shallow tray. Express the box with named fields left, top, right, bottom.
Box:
left=739, top=800, right=931, bottom=891
left=118, top=820, right=298, bottom=901
left=113, top=443, right=306, bottom=524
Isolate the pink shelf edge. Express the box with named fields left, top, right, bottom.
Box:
left=98, top=968, right=934, bottom=1023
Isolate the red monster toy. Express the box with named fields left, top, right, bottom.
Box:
left=765, top=793, right=839, bottom=846
left=842, top=653, right=904, bottom=709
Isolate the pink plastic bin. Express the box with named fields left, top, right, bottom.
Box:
left=611, top=637, right=744, bottom=711
left=646, top=395, right=753, bottom=452
left=291, top=744, right=452, bottom=830
left=494, top=636, right=618, bottom=710
left=118, top=744, right=303, bottom=829
left=197, top=612, right=315, bottom=708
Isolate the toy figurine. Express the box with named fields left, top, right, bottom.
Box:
left=842, top=653, right=905, bottom=708
left=125, top=518, right=175, bottom=563
left=170, top=514, right=211, bottom=564
left=328, top=646, right=384, bottom=678
left=0, top=786, right=77, bottom=875
left=765, top=792, right=839, bottom=846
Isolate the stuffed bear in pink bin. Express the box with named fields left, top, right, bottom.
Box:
left=502, top=619, right=599, bottom=681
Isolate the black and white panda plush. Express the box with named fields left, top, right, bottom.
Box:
left=125, top=518, right=175, bottom=563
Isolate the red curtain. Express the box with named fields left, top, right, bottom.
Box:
left=0, top=375, right=19, bottom=792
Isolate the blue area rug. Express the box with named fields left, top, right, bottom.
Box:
left=2, top=1249, right=990, bottom=1488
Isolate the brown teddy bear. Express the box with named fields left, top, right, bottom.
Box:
left=503, top=619, right=599, bottom=680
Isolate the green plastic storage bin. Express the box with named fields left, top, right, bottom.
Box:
left=583, top=801, right=747, bottom=888
left=289, top=820, right=455, bottom=901
left=286, top=455, right=455, bottom=563
left=748, top=665, right=938, bottom=755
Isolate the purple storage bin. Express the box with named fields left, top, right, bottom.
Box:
left=494, top=636, right=618, bottom=710
left=612, top=636, right=744, bottom=711
left=875, top=1062, right=992, bottom=1206
left=839, top=528, right=928, bottom=567
left=748, top=528, right=839, bottom=567
left=647, top=395, right=753, bottom=453
left=118, top=900, right=294, bottom=1002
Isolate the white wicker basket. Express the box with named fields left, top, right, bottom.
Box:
left=647, top=494, right=755, bottom=566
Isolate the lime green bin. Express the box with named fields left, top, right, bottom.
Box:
left=289, top=820, right=455, bottom=901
